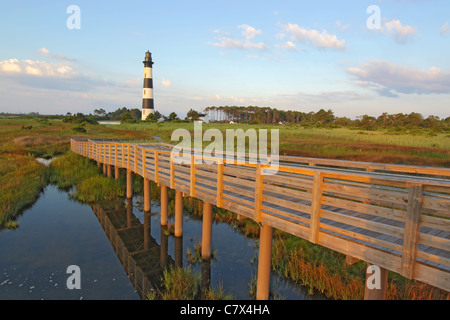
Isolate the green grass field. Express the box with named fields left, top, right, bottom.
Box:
left=0, top=117, right=448, bottom=299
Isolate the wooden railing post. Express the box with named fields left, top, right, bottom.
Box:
left=154, top=151, right=159, bottom=184
left=309, top=171, right=324, bottom=244
left=127, top=145, right=131, bottom=171
left=190, top=153, right=196, bottom=197
left=122, top=144, right=125, bottom=168
left=255, top=164, right=264, bottom=222
left=170, top=153, right=175, bottom=189
left=134, top=145, right=138, bottom=174
left=115, top=144, right=118, bottom=168
left=401, top=184, right=424, bottom=278
left=216, top=162, right=224, bottom=208
left=142, top=148, right=147, bottom=179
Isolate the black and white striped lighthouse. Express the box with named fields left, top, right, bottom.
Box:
left=141, top=51, right=154, bottom=121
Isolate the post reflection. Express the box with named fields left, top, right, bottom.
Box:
left=90, top=199, right=175, bottom=300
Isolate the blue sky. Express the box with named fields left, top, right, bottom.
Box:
left=0, top=0, right=449, bottom=119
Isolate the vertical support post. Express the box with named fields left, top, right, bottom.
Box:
left=103, top=163, right=107, bottom=175
left=160, top=185, right=168, bottom=226
left=256, top=224, right=273, bottom=300
left=401, top=184, right=424, bottom=278
left=201, top=202, right=213, bottom=260
left=115, top=166, right=120, bottom=180
left=107, top=164, right=112, bottom=178
left=309, top=171, right=324, bottom=244
left=126, top=169, right=133, bottom=199
left=174, top=190, right=183, bottom=237
left=364, top=265, right=389, bottom=300
left=144, top=178, right=151, bottom=212
left=216, top=162, right=224, bottom=208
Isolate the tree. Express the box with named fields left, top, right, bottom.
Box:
left=120, top=112, right=133, bottom=124
left=166, top=112, right=179, bottom=121
left=146, top=111, right=162, bottom=122
left=94, top=108, right=106, bottom=119
left=187, top=109, right=199, bottom=121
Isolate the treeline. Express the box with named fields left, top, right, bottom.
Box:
left=203, top=106, right=450, bottom=131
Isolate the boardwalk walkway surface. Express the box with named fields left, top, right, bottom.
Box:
left=70, top=138, right=450, bottom=295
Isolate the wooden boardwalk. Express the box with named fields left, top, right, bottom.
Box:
left=70, top=138, right=450, bottom=297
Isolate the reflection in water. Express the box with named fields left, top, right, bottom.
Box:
left=91, top=199, right=203, bottom=299
left=1, top=185, right=322, bottom=300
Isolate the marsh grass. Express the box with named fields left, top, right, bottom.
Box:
left=50, top=152, right=126, bottom=202
left=271, top=233, right=450, bottom=300
left=146, top=266, right=233, bottom=300
left=0, top=153, right=49, bottom=227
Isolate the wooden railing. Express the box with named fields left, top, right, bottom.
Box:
left=70, top=138, right=450, bottom=293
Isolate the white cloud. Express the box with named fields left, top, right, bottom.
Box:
left=0, top=58, right=75, bottom=77
left=208, top=25, right=267, bottom=51
left=37, top=48, right=76, bottom=61
left=384, top=19, right=417, bottom=43
left=161, top=78, right=171, bottom=87
left=281, top=23, right=346, bottom=50
left=347, top=60, right=450, bottom=97
left=441, top=22, right=450, bottom=36
left=282, top=41, right=297, bottom=51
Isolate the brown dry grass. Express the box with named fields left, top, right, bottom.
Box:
left=13, top=135, right=69, bottom=147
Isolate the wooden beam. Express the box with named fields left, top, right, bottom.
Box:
left=126, top=169, right=133, bottom=199
left=160, top=185, right=168, bottom=226
left=256, top=224, right=273, bottom=300
left=144, top=178, right=151, bottom=212
left=216, top=163, right=224, bottom=208
left=154, top=151, right=159, bottom=184
left=190, top=154, right=196, bottom=197
left=401, top=184, right=424, bottom=279
left=364, top=264, right=389, bottom=300
left=202, top=201, right=213, bottom=260
left=255, top=164, right=264, bottom=222
left=309, top=171, right=323, bottom=244
left=175, top=190, right=183, bottom=237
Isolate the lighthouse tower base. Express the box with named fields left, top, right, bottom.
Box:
left=142, top=108, right=154, bottom=121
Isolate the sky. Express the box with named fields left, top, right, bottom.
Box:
left=0, top=0, right=449, bottom=119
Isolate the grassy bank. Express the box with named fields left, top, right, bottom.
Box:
left=0, top=117, right=152, bottom=227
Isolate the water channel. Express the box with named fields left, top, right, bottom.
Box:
left=0, top=183, right=325, bottom=300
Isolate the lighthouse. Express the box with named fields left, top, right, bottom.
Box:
left=141, top=51, right=154, bottom=121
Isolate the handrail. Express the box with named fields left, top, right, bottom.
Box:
left=70, top=138, right=450, bottom=292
